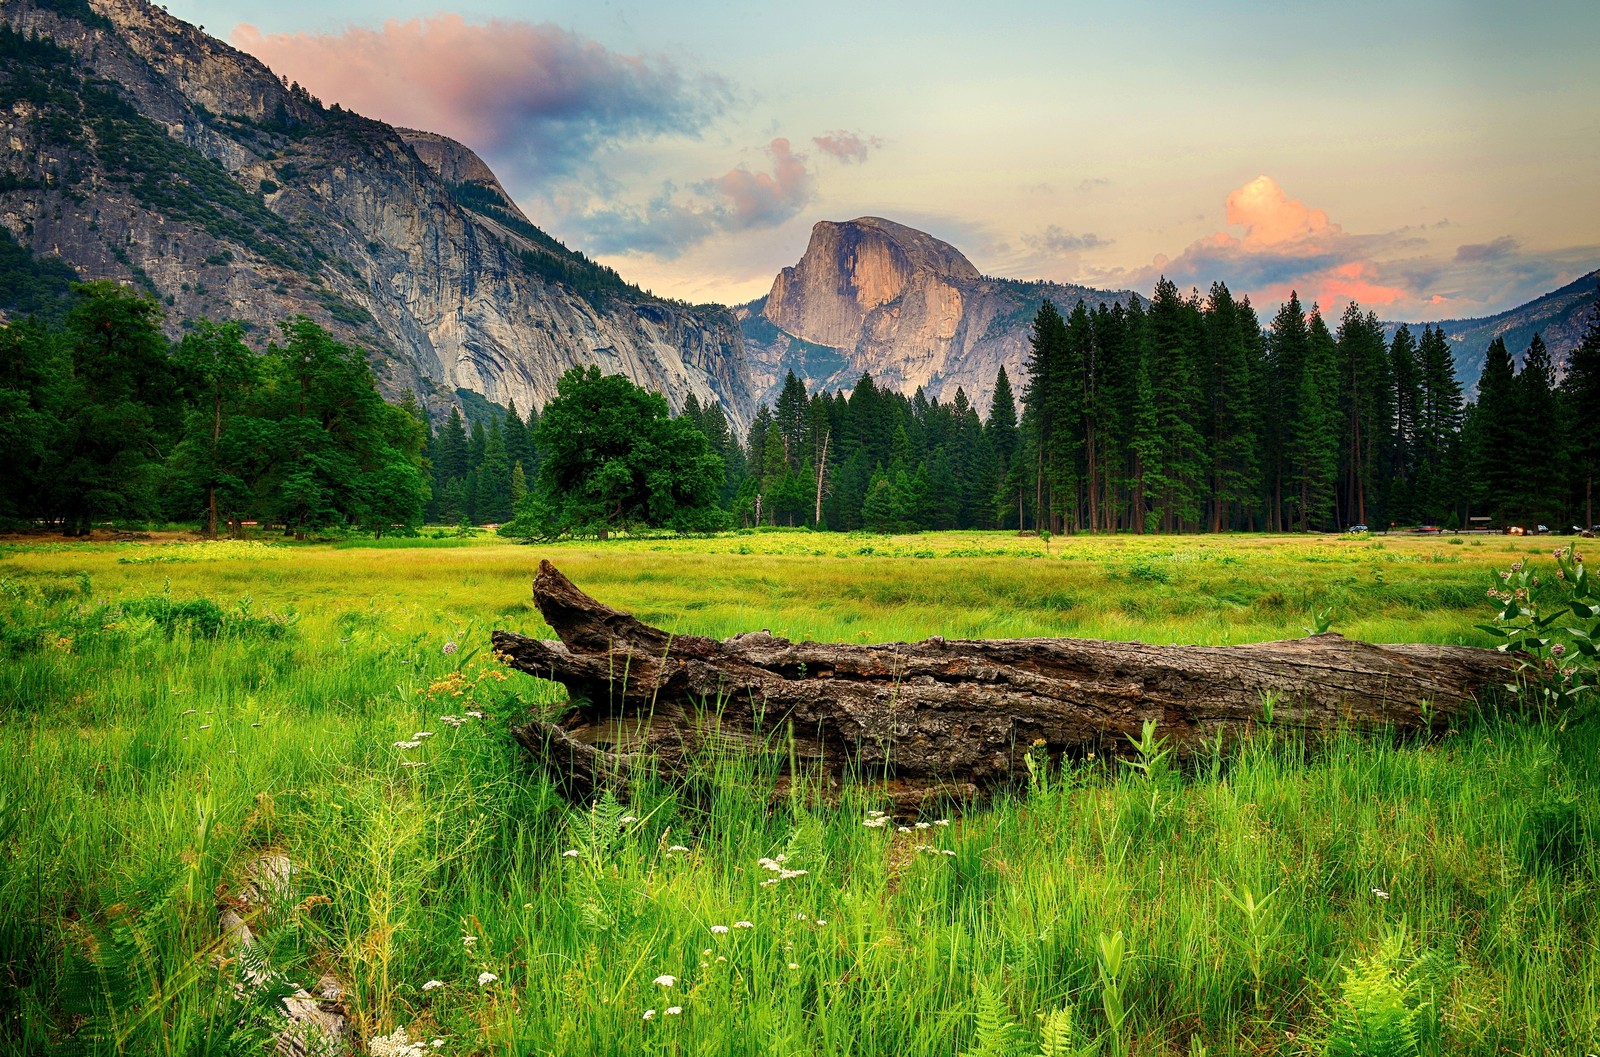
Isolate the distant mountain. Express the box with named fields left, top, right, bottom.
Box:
left=0, top=0, right=756, bottom=429
left=1392, top=271, right=1599, bottom=392
left=738, top=217, right=1137, bottom=412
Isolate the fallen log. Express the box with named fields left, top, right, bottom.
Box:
left=492, top=560, right=1519, bottom=806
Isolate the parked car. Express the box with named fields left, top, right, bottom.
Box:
left=1348, top=523, right=1369, bottom=534
left=1506, top=525, right=1526, bottom=535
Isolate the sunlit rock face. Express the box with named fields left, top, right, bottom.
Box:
left=0, top=0, right=756, bottom=430
left=748, top=217, right=1134, bottom=412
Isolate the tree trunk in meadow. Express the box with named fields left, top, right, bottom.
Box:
left=493, top=561, right=1520, bottom=808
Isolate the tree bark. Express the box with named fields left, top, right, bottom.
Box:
left=493, top=561, right=1519, bottom=807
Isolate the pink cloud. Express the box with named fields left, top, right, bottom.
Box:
left=231, top=16, right=724, bottom=179
left=811, top=130, right=883, bottom=164
left=1100, top=175, right=1410, bottom=314
left=715, top=138, right=812, bottom=225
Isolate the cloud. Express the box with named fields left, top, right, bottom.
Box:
left=1086, top=175, right=1599, bottom=320
left=811, top=130, right=883, bottom=164
left=576, top=138, right=814, bottom=258
left=231, top=15, right=729, bottom=181
left=1096, top=174, right=1409, bottom=311
left=1455, top=236, right=1520, bottom=263
left=1022, top=225, right=1109, bottom=255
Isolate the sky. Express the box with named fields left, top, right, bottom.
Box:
left=165, top=0, right=1600, bottom=319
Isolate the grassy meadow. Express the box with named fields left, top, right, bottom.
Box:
left=1, top=530, right=1596, bottom=1055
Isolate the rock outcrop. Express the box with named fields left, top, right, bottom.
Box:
left=0, top=0, right=756, bottom=429
left=744, top=217, right=1137, bottom=412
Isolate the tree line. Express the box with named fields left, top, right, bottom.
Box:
left=5, top=278, right=1596, bottom=539
left=645, top=279, right=1600, bottom=535
left=0, top=282, right=428, bottom=536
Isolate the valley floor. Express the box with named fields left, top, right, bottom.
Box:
left=0, top=532, right=1594, bottom=1054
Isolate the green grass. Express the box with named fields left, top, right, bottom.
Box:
left=0, top=532, right=1595, bottom=1055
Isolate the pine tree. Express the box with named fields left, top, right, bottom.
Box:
left=1561, top=291, right=1600, bottom=529
left=1514, top=333, right=1560, bottom=526
left=1387, top=324, right=1422, bottom=524
left=1470, top=337, right=1518, bottom=524
left=1265, top=293, right=1310, bottom=530
left=1415, top=324, right=1464, bottom=521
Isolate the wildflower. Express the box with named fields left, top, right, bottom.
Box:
left=787, top=962, right=799, bottom=970
left=653, top=974, right=676, bottom=987
left=665, top=1006, right=682, bottom=1015
left=941, top=849, right=957, bottom=856
left=934, top=819, right=950, bottom=827
left=414, top=731, right=435, bottom=739
left=401, top=761, right=426, bottom=768
left=464, top=710, right=484, bottom=719
left=394, top=740, right=422, bottom=749
left=181, top=708, right=196, bottom=715
left=1371, top=888, right=1390, bottom=900
left=422, top=980, right=443, bottom=991
left=442, top=641, right=459, bottom=654
left=795, top=912, right=809, bottom=920
left=702, top=949, right=712, bottom=956
left=563, top=849, right=581, bottom=858
left=733, top=921, right=753, bottom=929
left=715, top=955, right=727, bottom=963
left=642, top=1009, right=656, bottom=1021
left=914, top=821, right=931, bottom=830
left=461, top=935, right=477, bottom=948
left=619, top=816, right=638, bottom=824
left=1552, top=644, right=1567, bottom=658
left=861, top=817, right=890, bottom=829
left=897, top=826, right=910, bottom=833
left=710, top=925, right=729, bottom=934
left=668, top=845, right=689, bottom=853
left=431, top=1042, right=444, bottom=1049
left=477, top=971, right=498, bottom=986
left=816, top=919, right=827, bottom=926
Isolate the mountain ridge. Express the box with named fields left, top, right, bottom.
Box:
left=0, top=0, right=757, bottom=429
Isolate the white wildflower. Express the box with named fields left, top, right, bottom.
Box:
left=1371, top=887, right=1390, bottom=900
left=421, top=980, right=443, bottom=991
left=788, top=962, right=799, bottom=969
left=619, top=816, right=638, bottom=824
left=368, top=1025, right=428, bottom=1057
left=401, top=761, right=425, bottom=768
left=430, top=1042, right=444, bottom=1050
left=461, top=935, right=477, bottom=948
left=464, top=710, right=484, bottom=719
left=897, top=826, right=910, bottom=834
left=413, top=731, right=435, bottom=739
left=934, top=819, right=951, bottom=826
left=653, top=974, right=676, bottom=987
left=941, top=849, right=957, bottom=857
left=668, top=845, right=689, bottom=853
left=394, top=740, right=421, bottom=750
left=816, top=919, right=827, bottom=926
left=477, top=971, right=497, bottom=986
left=710, top=925, right=729, bottom=934
left=665, top=1006, right=682, bottom=1015
left=642, top=1009, right=656, bottom=1021
left=562, top=849, right=580, bottom=858
left=861, top=817, right=890, bottom=829
left=733, top=920, right=753, bottom=929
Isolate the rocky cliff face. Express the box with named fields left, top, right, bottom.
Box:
left=0, top=0, right=756, bottom=430
left=746, top=217, right=1136, bottom=412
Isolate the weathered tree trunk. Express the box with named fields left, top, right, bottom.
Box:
left=493, top=561, right=1519, bottom=807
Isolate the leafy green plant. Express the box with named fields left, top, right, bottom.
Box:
left=1219, top=883, right=1283, bottom=1009
left=1320, top=929, right=1431, bottom=1057
left=1095, top=930, right=1130, bottom=1057
left=1477, top=547, right=1596, bottom=714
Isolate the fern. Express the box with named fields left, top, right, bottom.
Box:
left=1036, top=1006, right=1091, bottom=1057
left=1322, top=929, right=1439, bottom=1057
left=966, top=981, right=1025, bottom=1057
